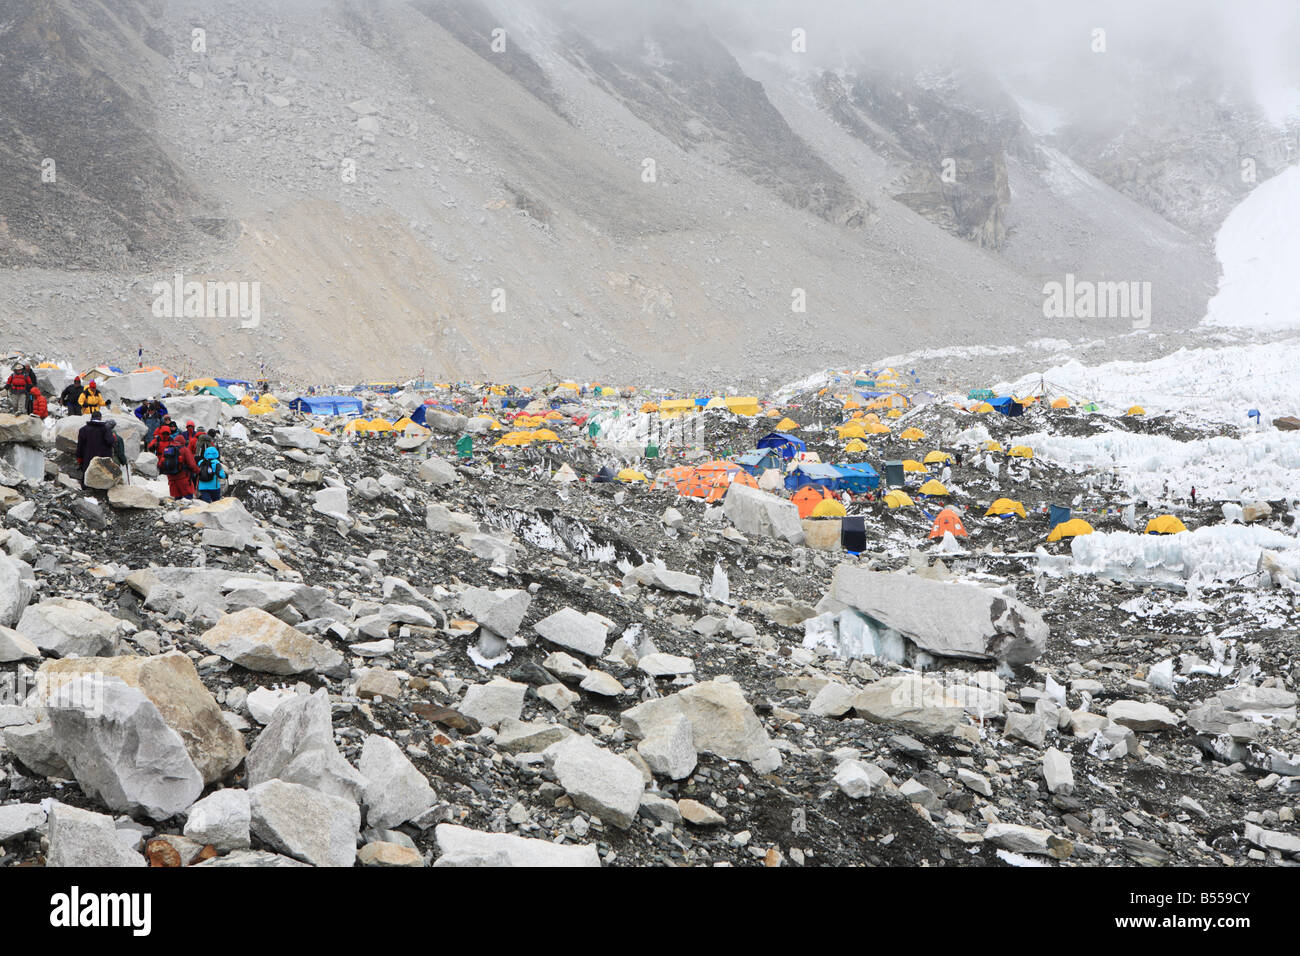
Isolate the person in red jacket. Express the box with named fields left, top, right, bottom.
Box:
left=183, top=420, right=199, bottom=453
left=28, top=387, right=48, bottom=419
left=157, top=432, right=198, bottom=499
left=5, top=366, right=33, bottom=413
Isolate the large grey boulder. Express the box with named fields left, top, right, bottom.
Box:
left=46, top=802, right=146, bottom=867
left=313, top=487, right=349, bottom=519
left=162, top=395, right=223, bottom=431
left=271, top=426, right=322, bottom=451
left=829, top=566, right=1048, bottom=664
left=852, top=675, right=972, bottom=739
left=636, top=712, right=696, bottom=780
left=99, top=370, right=165, bottom=406
left=46, top=675, right=204, bottom=820
left=359, top=734, right=436, bottom=829
left=246, top=688, right=367, bottom=802
left=418, top=457, right=459, bottom=485
left=0, top=413, right=44, bottom=445
left=459, top=678, right=527, bottom=728
left=426, top=503, right=478, bottom=534
left=16, top=598, right=125, bottom=658
left=38, top=652, right=245, bottom=784
left=422, top=410, right=468, bottom=434
left=622, top=679, right=773, bottom=764
left=184, top=788, right=252, bottom=851
left=533, top=607, right=608, bottom=657
left=541, top=735, right=645, bottom=829
left=198, top=608, right=345, bottom=677
left=434, top=824, right=600, bottom=867
left=0, top=444, right=43, bottom=482
left=722, top=483, right=805, bottom=545
left=0, top=554, right=34, bottom=629
left=0, top=803, right=46, bottom=841
left=460, top=587, right=530, bottom=639
left=125, top=567, right=250, bottom=625
left=622, top=563, right=703, bottom=596
left=248, top=779, right=360, bottom=867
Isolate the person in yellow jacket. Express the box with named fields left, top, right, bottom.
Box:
left=78, top=380, right=106, bottom=414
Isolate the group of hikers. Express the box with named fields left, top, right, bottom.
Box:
left=11, top=364, right=228, bottom=502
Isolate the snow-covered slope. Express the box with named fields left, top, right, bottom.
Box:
left=1204, top=165, right=1300, bottom=331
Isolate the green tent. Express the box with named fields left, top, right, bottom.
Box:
left=645, top=444, right=659, bottom=459
left=455, top=434, right=473, bottom=459
left=198, top=385, right=238, bottom=405
left=1082, top=402, right=1100, bottom=412
left=967, top=388, right=995, bottom=400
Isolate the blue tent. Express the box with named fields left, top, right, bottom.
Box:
left=1048, top=505, right=1070, bottom=531
left=785, top=463, right=841, bottom=492
left=216, top=378, right=252, bottom=389
left=694, top=396, right=710, bottom=407
left=756, top=431, right=805, bottom=460
left=500, top=396, right=529, bottom=409
left=1248, top=409, right=1261, bottom=421
left=289, top=395, right=364, bottom=417
left=412, top=403, right=458, bottom=425
left=832, top=463, right=880, bottom=493
left=989, top=397, right=1024, bottom=417
left=735, top=450, right=783, bottom=476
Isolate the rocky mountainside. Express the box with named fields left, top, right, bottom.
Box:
left=0, top=0, right=1292, bottom=382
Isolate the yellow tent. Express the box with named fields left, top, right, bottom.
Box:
left=883, top=490, right=914, bottom=508
left=311, top=427, right=332, bottom=436
left=725, top=397, right=760, bottom=416
left=923, top=450, right=951, bottom=464
left=494, top=431, right=534, bottom=446
left=775, top=417, right=799, bottom=431
left=1008, top=446, right=1034, bottom=459
left=618, top=468, right=650, bottom=483
left=1051, top=397, right=1070, bottom=409
left=842, top=399, right=861, bottom=411
left=392, top=417, right=415, bottom=430
left=186, top=377, right=218, bottom=390
left=865, top=422, right=891, bottom=435
left=811, top=498, right=847, bottom=517
left=902, top=459, right=928, bottom=473
left=863, top=413, right=881, bottom=424
left=974, top=402, right=994, bottom=413
left=1126, top=405, right=1145, bottom=416
left=248, top=402, right=274, bottom=416
left=705, top=397, right=727, bottom=410
left=1047, top=518, right=1094, bottom=542
left=886, top=408, right=903, bottom=419
left=1145, top=515, right=1188, bottom=535
left=259, top=394, right=280, bottom=405
left=659, top=399, right=696, bottom=418
left=900, top=427, right=926, bottom=441
left=837, top=423, right=867, bottom=439
left=919, top=479, right=949, bottom=496
left=985, top=498, right=1027, bottom=518
left=982, top=440, right=1003, bottom=452
left=843, top=438, right=869, bottom=453
left=366, top=419, right=394, bottom=433
left=343, top=419, right=369, bottom=434
left=544, top=410, right=564, bottom=420
left=531, top=429, right=561, bottom=442
left=765, top=408, right=782, bottom=417
left=641, top=402, right=659, bottom=413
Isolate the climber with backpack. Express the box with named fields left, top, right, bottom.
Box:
left=157, top=430, right=198, bottom=500
left=28, top=387, right=48, bottom=420
left=196, top=444, right=227, bottom=503
left=5, top=365, right=33, bottom=414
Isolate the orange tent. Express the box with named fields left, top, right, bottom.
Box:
left=928, top=508, right=968, bottom=539
left=792, top=485, right=834, bottom=518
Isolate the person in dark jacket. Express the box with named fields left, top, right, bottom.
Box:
left=75, top=412, right=117, bottom=486
left=134, top=398, right=168, bottom=446
left=60, top=377, right=84, bottom=416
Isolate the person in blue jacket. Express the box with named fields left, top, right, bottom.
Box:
left=195, top=444, right=227, bottom=503
left=134, top=398, right=168, bottom=446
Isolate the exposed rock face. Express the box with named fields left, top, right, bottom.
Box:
left=248, top=779, right=361, bottom=867
left=17, top=598, right=125, bottom=658
left=199, top=608, right=346, bottom=676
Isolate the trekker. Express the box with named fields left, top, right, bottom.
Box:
left=195, top=445, right=227, bottom=503
left=134, top=398, right=168, bottom=446
left=60, top=377, right=84, bottom=416
left=1191, top=486, right=1197, bottom=506
left=28, top=387, right=48, bottom=420
left=182, top=420, right=199, bottom=453
left=75, top=411, right=117, bottom=486
left=5, top=365, right=33, bottom=413
left=157, top=431, right=198, bottom=500
left=78, top=381, right=106, bottom=416
left=146, top=416, right=176, bottom=454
